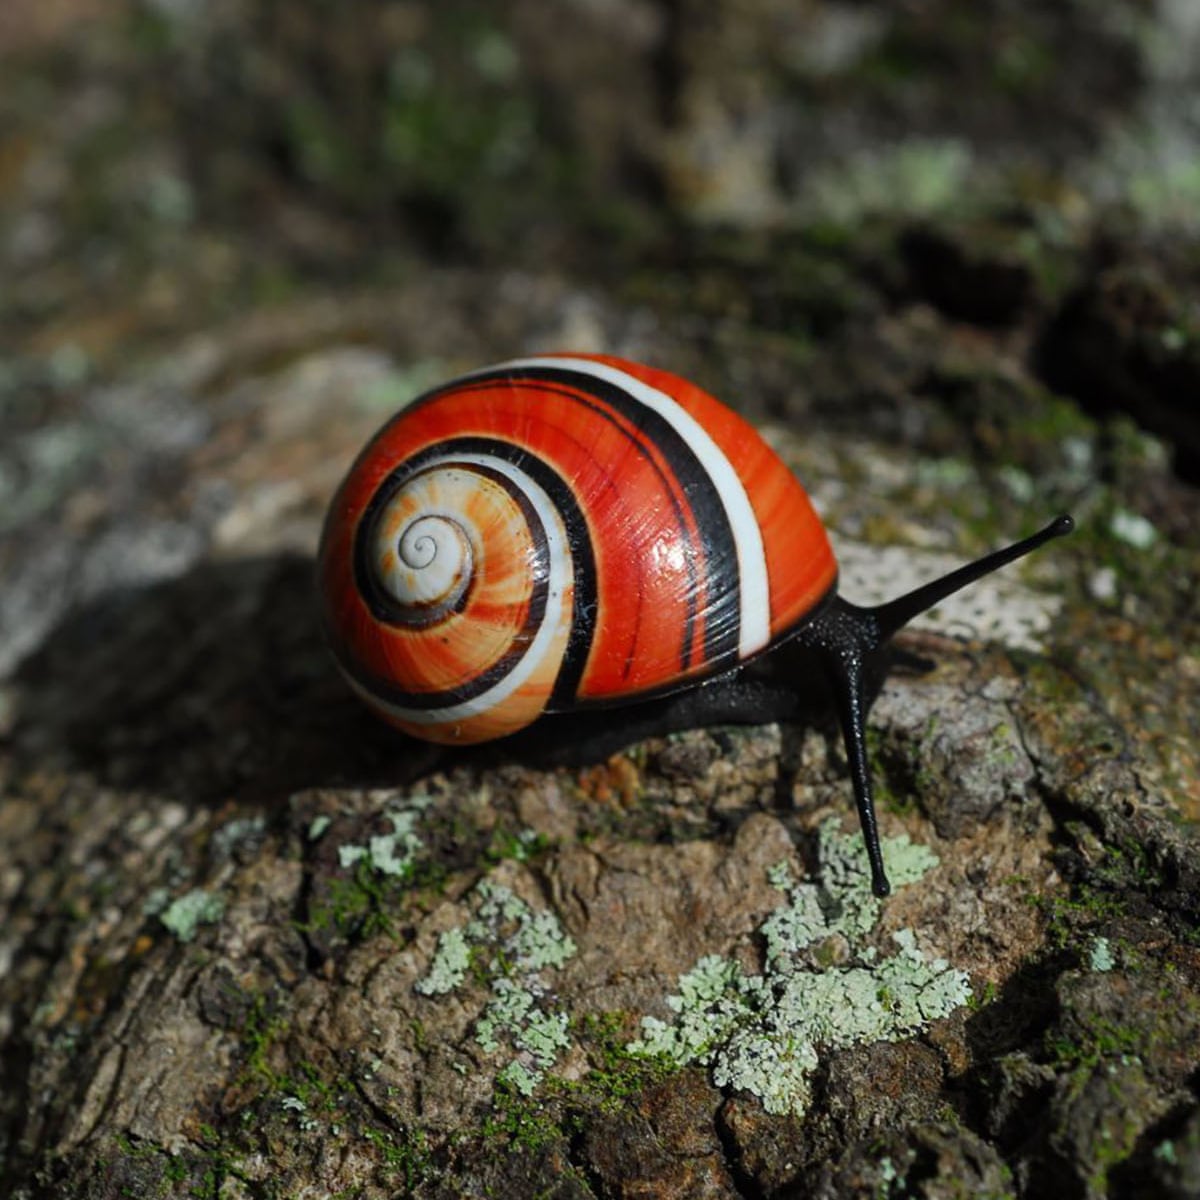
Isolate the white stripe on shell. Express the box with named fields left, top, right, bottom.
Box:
left=478, top=355, right=772, bottom=658
left=355, top=451, right=574, bottom=727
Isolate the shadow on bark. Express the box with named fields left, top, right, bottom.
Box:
left=9, top=549, right=920, bottom=828
left=9, top=553, right=443, bottom=807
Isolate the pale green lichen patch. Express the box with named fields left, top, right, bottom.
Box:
left=767, top=860, right=794, bottom=891
left=415, top=879, right=577, bottom=1095
left=338, top=794, right=433, bottom=878
left=1109, top=507, right=1158, bottom=549
left=159, top=888, right=226, bottom=942
left=1154, top=1140, right=1178, bottom=1166
left=763, top=820, right=940, bottom=957
left=416, top=926, right=471, bottom=996
left=280, top=1095, right=321, bottom=1133
left=629, top=821, right=970, bottom=1117
left=1089, top=936, right=1116, bottom=972
left=211, top=815, right=266, bottom=859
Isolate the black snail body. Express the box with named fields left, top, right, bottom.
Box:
left=319, top=354, right=1075, bottom=896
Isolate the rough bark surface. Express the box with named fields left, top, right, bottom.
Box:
left=1, top=3, right=1198, bottom=1198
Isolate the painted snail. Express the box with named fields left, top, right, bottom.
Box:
left=319, top=354, right=1073, bottom=896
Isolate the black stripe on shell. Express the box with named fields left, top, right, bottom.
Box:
left=445, top=365, right=743, bottom=676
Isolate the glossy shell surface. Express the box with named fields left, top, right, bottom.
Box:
left=319, top=354, right=837, bottom=742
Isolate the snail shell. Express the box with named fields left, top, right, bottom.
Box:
left=318, top=354, right=836, bottom=742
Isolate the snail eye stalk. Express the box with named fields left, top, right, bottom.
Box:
left=797, top=515, right=1075, bottom=897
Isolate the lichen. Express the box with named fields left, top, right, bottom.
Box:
left=507, top=909, right=578, bottom=971
left=211, top=815, right=266, bottom=859
left=516, top=1010, right=571, bottom=1066
left=1154, top=1140, right=1178, bottom=1166
left=802, top=138, right=973, bottom=223
left=415, top=926, right=471, bottom=997
left=628, top=821, right=970, bottom=1117
left=496, top=1060, right=542, bottom=1098
left=415, top=879, right=577, bottom=1094
left=159, top=888, right=226, bottom=942
left=1109, top=507, right=1157, bottom=548
left=767, top=860, right=794, bottom=891
left=1089, top=936, right=1116, bottom=973
left=337, top=794, right=433, bottom=878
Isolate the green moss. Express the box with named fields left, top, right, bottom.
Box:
left=362, top=1124, right=433, bottom=1189
left=302, top=792, right=450, bottom=943
left=571, top=1012, right=675, bottom=1110
left=301, top=858, right=400, bottom=942
left=1044, top=972, right=1200, bottom=1164
left=1035, top=832, right=1174, bottom=957
left=239, top=993, right=291, bottom=1093
left=1047, top=1017, right=1144, bottom=1074
left=1093, top=837, right=1165, bottom=893
left=1036, top=885, right=1128, bottom=952
left=220, top=995, right=445, bottom=1189
left=223, top=997, right=446, bottom=1191
left=972, top=980, right=1001, bottom=1010
left=485, top=826, right=551, bottom=866
left=107, top=1132, right=246, bottom=1199
left=282, top=1062, right=346, bottom=1118
left=478, top=1078, right=567, bottom=1155
left=470, top=1015, right=678, bottom=1163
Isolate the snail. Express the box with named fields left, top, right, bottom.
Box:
left=319, top=354, right=1073, bottom=896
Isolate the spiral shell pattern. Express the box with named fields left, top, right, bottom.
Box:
left=319, top=354, right=838, bottom=743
